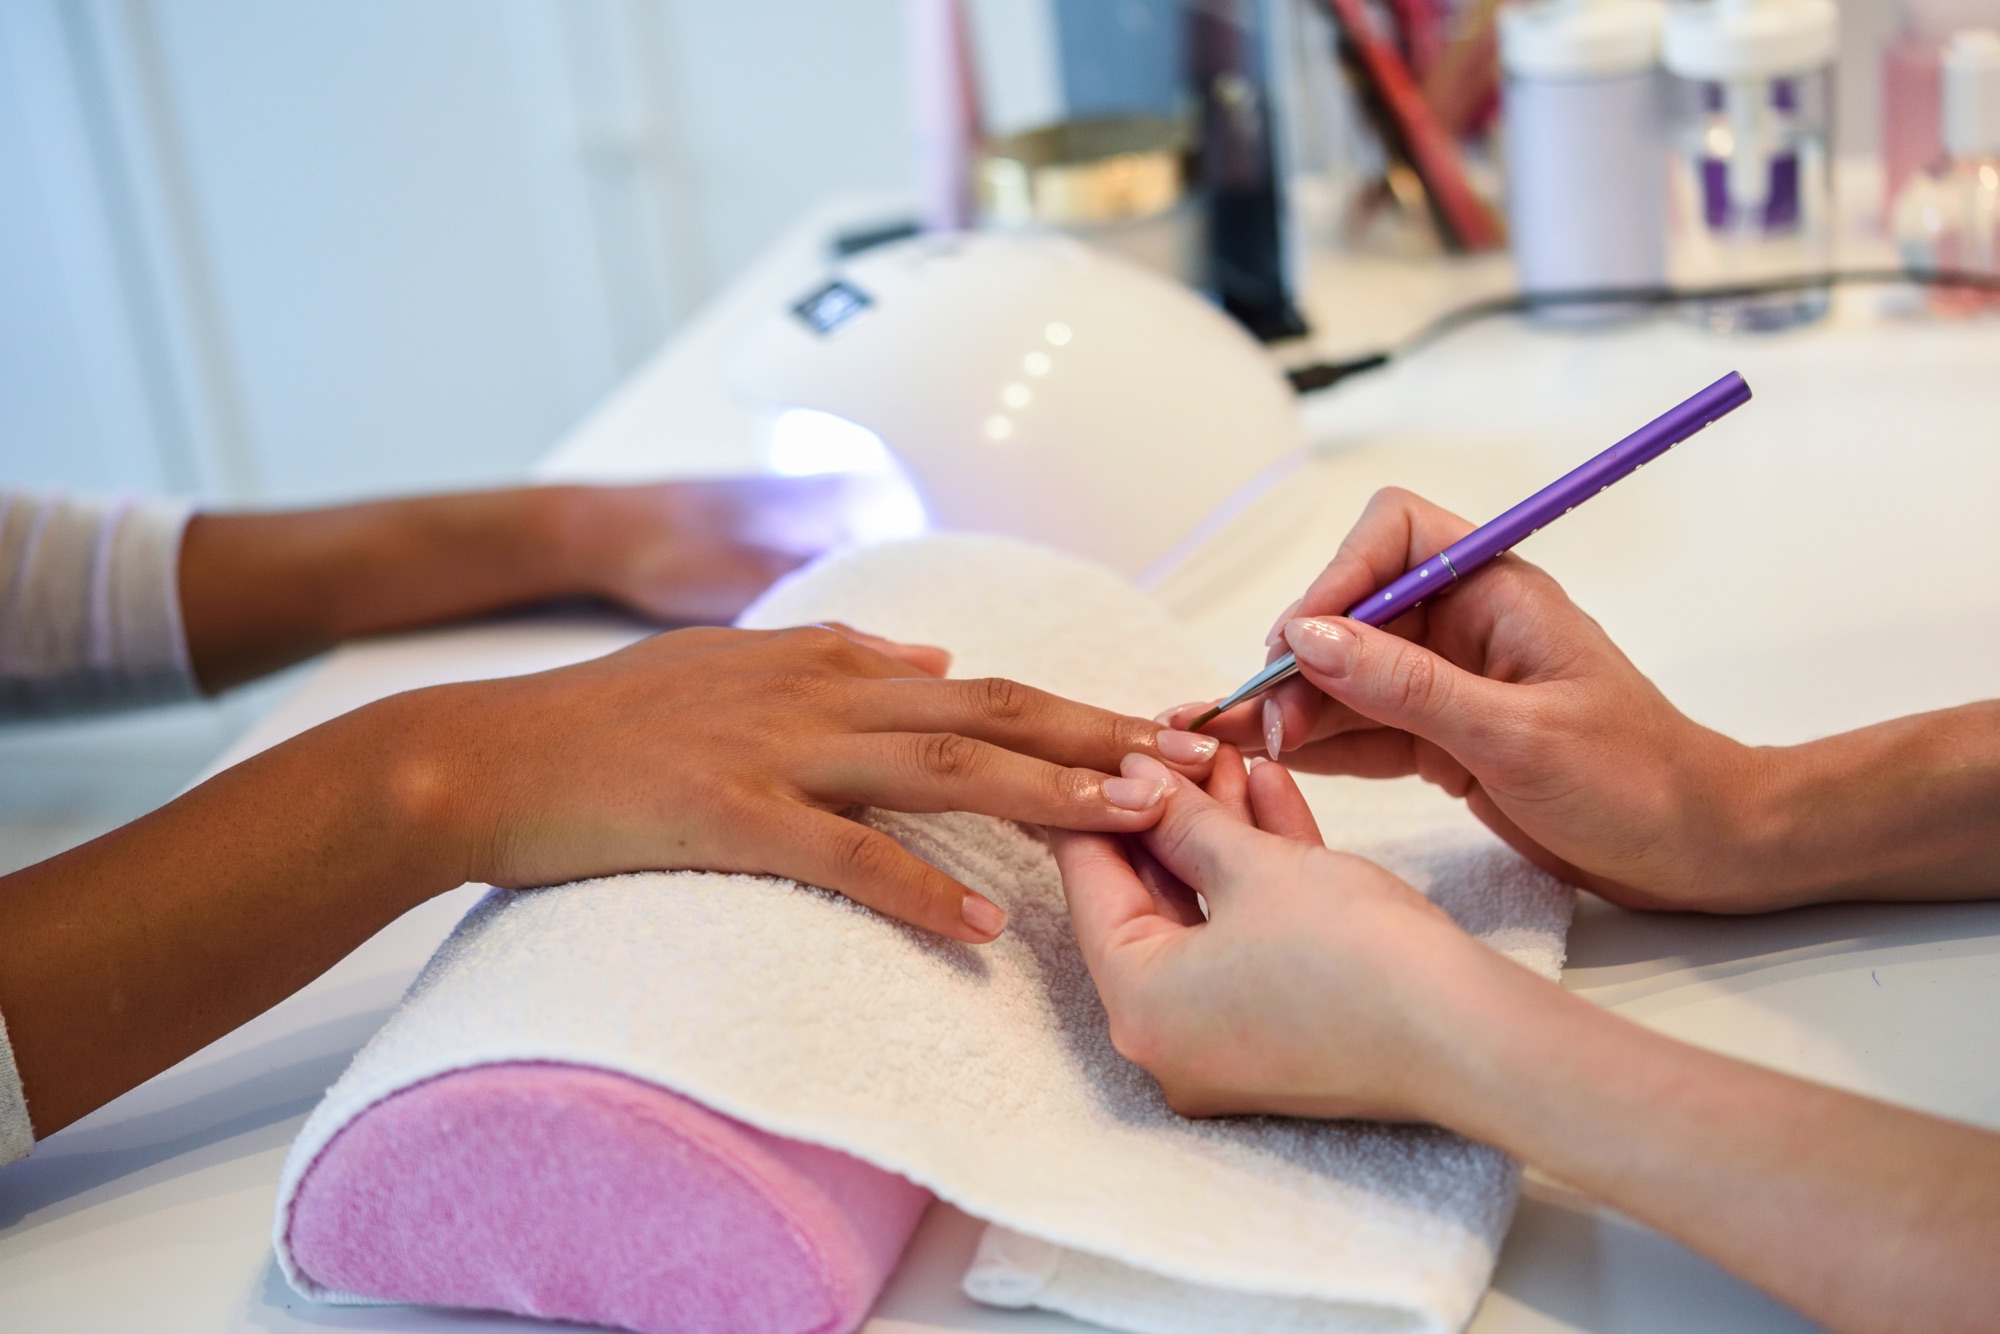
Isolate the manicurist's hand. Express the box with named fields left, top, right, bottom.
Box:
left=1053, top=751, right=1512, bottom=1120
left=1168, top=487, right=2000, bottom=913
left=1164, top=487, right=1768, bottom=911
left=408, top=623, right=1221, bottom=943
left=1056, top=751, right=2000, bottom=1334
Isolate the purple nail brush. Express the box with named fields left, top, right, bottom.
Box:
left=1189, top=371, right=1753, bottom=731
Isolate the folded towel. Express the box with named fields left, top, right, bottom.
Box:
left=275, top=535, right=1572, bottom=1334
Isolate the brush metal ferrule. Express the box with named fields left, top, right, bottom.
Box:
left=1188, top=652, right=1300, bottom=731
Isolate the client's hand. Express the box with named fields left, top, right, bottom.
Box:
left=180, top=478, right=869, bottom=691
left=1164, top=488, right=1768, bottom=912
left=1053, top=752, right=1509, bottom=1120
left=555, top=477, right=872, bottom=625
left=0, top=621, right=1218, bottom=1136
left=402, top=624, right=1221, bottom=943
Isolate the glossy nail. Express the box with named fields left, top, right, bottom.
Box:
left=1103, top=776, right=1168, bottom=810
left=1156, top=729, right=1219, bottom=763
left=1286, top=616, right=1357, bottom=678
left=1262, top=696, right=1285, bottom=758
left=961, top=894, right=1007, bottom=938
left=1265, top=598, right=1303, bottom=649
left=1154, top=701, right=1207, bottom=727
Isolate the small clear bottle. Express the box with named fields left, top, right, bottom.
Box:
left=1663, top=0, right=1840, bottom=332
left=1893, top=28, right=2000, bottom=314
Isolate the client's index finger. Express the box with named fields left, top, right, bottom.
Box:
left=852, top=676, right=1221, bottom=778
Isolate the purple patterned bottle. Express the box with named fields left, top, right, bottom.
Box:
left=1664, top=0, right=1839, bottom=332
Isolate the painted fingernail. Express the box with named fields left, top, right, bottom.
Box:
left=1263, top=696, right=1285, bottom=758
left=1285, top=617, right=1356, bottom=678
left=1265, top=598, right=1303, bottom=649
left=1246, top=755, right=1267, bottom=770
left=1103, top=777, right=1168, bottom=810
left=961, top=894, right=1007, bottom=938
left=1154, top=701, right=1207, bottom=727
left=1156, top=729, right=1220, bottom=763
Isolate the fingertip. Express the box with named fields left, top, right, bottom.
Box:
left=1155, top=728, right=1221, bottom=769
left=960, top=893, right=1007, bottom=941
left=894, top=643, right=952, bottom=677
left=1247, top=754, right=1324, bottom=845
left=1262, top=696, right=1286, bottom=759
left=1119, top=752, right=1178, bottom=784
left=1102, top=774, right=1169, bottom=812
left=1264, top=597, right=1303, bottom=649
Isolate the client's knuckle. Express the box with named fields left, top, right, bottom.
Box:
left=831, top=825, right=899, bottom=883
left=764, top=666, right=834, bottom=706
left=788, top=624, right=859, bottom=667
left=917, top=732, right=981, bottom=782
left=971, top=675, right=1031, bottom=722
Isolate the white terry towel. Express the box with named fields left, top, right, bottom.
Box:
left=274, top=535, right=1572, bottom=1334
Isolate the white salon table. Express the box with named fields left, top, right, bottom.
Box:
left=4, top=198, right=1998, bottom=1334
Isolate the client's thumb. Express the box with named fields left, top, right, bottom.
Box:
left=1283, top=616, right=1506, bottom=761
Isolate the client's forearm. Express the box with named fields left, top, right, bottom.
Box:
left=1738, top=701, right=2000, bottom=906
left=1431, top=969, right=2000, bottom=1334
left=180, top=488, right=599, bottom=691
left=0, top=693, right=464, bottom=1135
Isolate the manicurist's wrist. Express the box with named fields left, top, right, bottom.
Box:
left=1646, top=728, right=1812, bottom=912
left=1714, top=739, right=1844, bottom=911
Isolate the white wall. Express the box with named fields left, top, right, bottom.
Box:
left=0, top=0, right=918, bottom=858
left=0, top=0, right=913, bottom=508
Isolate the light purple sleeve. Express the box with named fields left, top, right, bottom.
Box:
left=0, top=490, right=201, bottom=1164
left=0, top=491, right=198, bottom=719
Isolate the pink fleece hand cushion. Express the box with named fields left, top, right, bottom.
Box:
left=283, top=1062, right=932, bottom=1334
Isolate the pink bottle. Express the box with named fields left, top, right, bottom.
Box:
left=1893, top=28, right=2000, bottom=312
left=1882, top=0, right=2000, bottom=212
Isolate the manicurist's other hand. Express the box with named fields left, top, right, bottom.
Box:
left=1052, top=752, right=1513, bottom=1120
left=394, top=623, right=1222, bottom=943
left=1166, top=488, right=1770, bottom=912
left=1055, top=752, right=2000, bottom=1334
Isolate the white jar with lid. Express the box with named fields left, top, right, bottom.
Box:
left=1500, top=0, right=1669, bottom=316
left=1662, top=0, right=1840, bottom=331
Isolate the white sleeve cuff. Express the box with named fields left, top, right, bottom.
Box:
left=0, top=492, right=199, bottom=718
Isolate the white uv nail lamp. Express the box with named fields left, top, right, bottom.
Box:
left=723, top=232, right=1304, bottom=583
